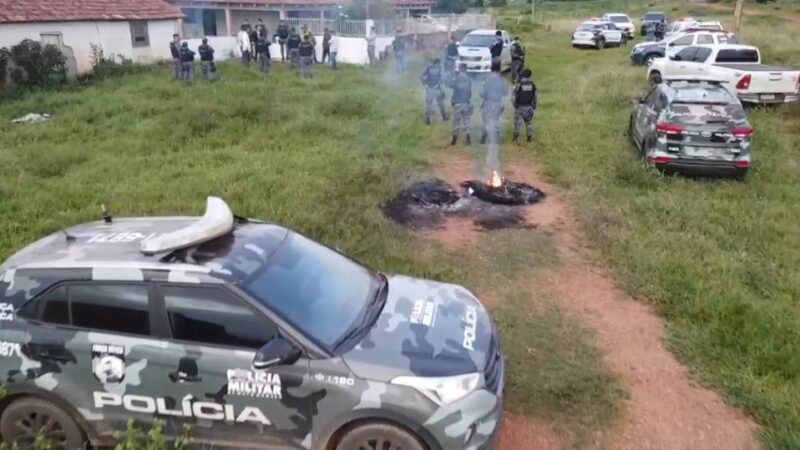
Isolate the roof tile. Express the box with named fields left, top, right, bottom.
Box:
left=0, top=0, right=183, bottom=24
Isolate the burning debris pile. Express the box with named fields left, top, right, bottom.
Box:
left=384, top=172, right=545, bottom=231
left=462, top=171, right=545, bottom=206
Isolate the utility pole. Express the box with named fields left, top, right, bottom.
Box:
left=734, top=0, right=744, bottom=32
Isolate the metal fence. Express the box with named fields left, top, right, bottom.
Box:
left=283, top=14, right=493, bottom=38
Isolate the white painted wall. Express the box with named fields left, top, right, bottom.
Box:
left=0, top=19, right=180, bottom=74
left=185, top=35, right=396, bottom=66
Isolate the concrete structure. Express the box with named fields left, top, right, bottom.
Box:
left=0, top=0, right=183, bottom=75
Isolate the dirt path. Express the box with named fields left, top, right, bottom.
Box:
left=432, top=150, right=758, bottom=450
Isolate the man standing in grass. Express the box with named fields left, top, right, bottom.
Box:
left=256, top=36, right=271, bottom=73
left=237, top=25, right=252, bottom=67
left=329, top=30, right=339, bottom=71
left=392, top=30, right=406, bottom=74
left=480, top=66, right=508, bottom=144
left=276, top=20, right=290, bottom=61
left=366, top=27, right=377, bottom=67
left=298, top=34, right=315, bottom=78
left=198, top=37, right=217, bottom=82
left=510, top=36, right=525, bottom=84
left=443, top=35, right=459, bottom=82
left=420, top=58, right=448, bottom=125
left=178, top=42, right=195, bottom=82
left=322, top=28, right=332, bottom=63
left=490, top=30, right=503, bottom=73
left=450, top=64, right=472, bottom=146
left=169, top=34, right=181, bottom=80
left=287, top=28, right=302, bottom=69
left=512, top=68, right=537, bottom=143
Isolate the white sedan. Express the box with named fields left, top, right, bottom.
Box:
left=602, top=13, right=635, bottom=38
left=572, top=21, right=625, bottom=50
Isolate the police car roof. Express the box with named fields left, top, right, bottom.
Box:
left=468, top=29, right=503, bottom=35
left=0, top=217, right=289, bottom=281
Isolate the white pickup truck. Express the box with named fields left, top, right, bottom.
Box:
left=648, top=44, right=800, bottom=104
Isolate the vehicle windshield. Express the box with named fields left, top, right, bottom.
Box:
left=577, top=22, right=601, bottom=31
left=243, top=232, right=380, bottom=350
left=461, top=34, right=497, bottom=47
left=608, top=15, right=630, bottom=23
left=644, top=13, right=665, bottom=20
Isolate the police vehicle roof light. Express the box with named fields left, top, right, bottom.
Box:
left=141, top=197, right=234, bottom=255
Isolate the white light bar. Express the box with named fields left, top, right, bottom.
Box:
left=141, top=197, right=234, bottom=255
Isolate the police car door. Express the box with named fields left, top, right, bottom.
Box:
left=153, top=284, right=311, bottom=449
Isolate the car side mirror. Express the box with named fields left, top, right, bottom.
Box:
left=670, top=55, right=680, bottom=61
left=253, top=337, right=301, bottom=369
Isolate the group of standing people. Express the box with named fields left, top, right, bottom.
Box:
left=170, top=34, right=217, bottom=82
left=419, top=34, right=538, bottom=146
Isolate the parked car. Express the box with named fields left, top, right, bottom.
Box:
left=456, top=29, right=512, bottom=73
left=630, top=31, right=739, bottom=66
left=629, top=79, right=753, bottom=177
left=571, top=21, right=625, bottom=49
left=0, top=197, right=505, bottom=450
left=648, top=44, right=800, bottom=104
left=640, top=11, right=667, bottom=36
left=601, top=13, right=635, bottom=38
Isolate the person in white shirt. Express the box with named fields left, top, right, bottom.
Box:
left=237, top=25, right=252, bottom=67
left=329, top=30, right=339, bottom=71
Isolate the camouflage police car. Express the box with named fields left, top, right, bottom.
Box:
left=0, top=198, right=504, bottom=449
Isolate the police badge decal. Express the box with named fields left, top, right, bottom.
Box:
left=91, top=343, right=126, bottom=384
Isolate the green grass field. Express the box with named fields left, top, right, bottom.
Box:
left=499, top=2, right=800, bottom=448
left=1, top=1, right=800, bottom=447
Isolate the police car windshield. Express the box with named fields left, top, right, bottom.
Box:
left=608, top=16, right=629, bottom=23
left=644, top=13, right=665, bottom=20
left=461, top=34, right=496, bottom=47
left=242, top=233, right=379, bottom=350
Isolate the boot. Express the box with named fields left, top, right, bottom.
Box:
left=451, top=135, right=457, bottom=146
left=466, top=135, right=472, bottom=145
left=512, top=133, right=519, bottom=142
left=527, top=135, right=532, bottom=143
left=480, top=132, right=487, bottom=145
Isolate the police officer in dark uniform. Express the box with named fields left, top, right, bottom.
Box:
left=276, top=20, right=290, bottom=61
left=198, top=37, right=217, bottom=81
left=178, top=41, right=195, bottom=81
left=287, top=28, right=302, bottom=69
left=420, top=58, right=448, bottom=125
left=298, top=35, right=315, bottom=78
left=489, top=31, right=503, bottom=73
left=443, top=36, right=459, bottom=81
left=450, top=64, right=473, bottom=146
left=392, top=31, right=406, bottom=74
left=510, top=36, right=525, bottom=84
left=512, top=68, right=538, bottom=143
left=169, top=34, right=181, bottom=80
left=256, top=37, right=271, bottom=73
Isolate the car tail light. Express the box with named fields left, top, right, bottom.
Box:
left=647, top=156, right=674, bottom=165
left=735, top=160, right=750, bottom=168
left=732, top=127, right=753, bottom=138
left=736, top=74, right=751, bottom=91
left=656, top=123, right=684, bottom=135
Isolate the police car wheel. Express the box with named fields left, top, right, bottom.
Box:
left=595, top=38, right=605, bottom=50
left=335, top=422, right=425, bottom=450
left=0, top=397, right=85, bottom=450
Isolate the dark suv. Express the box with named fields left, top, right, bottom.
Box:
left=628, top=80, right=753, bottom=177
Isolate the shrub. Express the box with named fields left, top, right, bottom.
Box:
left=0, top=48, right=9, bottom=89
left=8, top=39, right=66, bottom=90
left=87, top=43, right=146, bottom=81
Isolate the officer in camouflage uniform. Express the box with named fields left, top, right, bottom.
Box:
left=256, top=36, right=271, bottom=73
left=287, top=28, right=302, bottom=69
left=178, top=42, right=195, bottom=82
left=449, top=64, right=472, bottom=145
left=198, top=37, right=217, bottom=82
left=510, top=36, right=525, bottom=84
left=480, top=66, right=508, bottom=145
left=512, top=68, right=538, bottom=143
left=443, top=35, right=459, bottom=82
left=169, top=34, right=181, bottom=80
left=298, top=35, right=315, bottom=78
left=420, top=58, right=448, bottom=125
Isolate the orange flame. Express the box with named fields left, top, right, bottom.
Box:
left=489, top=170, right=503, bottom=188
